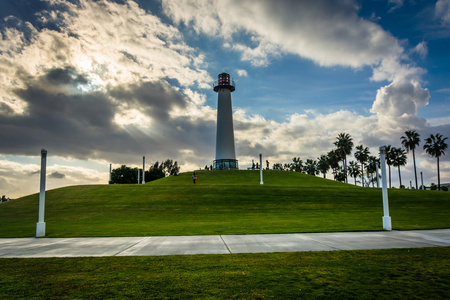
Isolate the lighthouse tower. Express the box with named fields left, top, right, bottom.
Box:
left=213, top=73, right=238, bottom=170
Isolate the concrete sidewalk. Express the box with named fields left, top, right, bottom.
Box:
left=0, top=229, right=449, bottom=258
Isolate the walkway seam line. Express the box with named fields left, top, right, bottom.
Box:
left=219, top=235, right=232, bottom=254
left=114, top=237, right=149, bottom=256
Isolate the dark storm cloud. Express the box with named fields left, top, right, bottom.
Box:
left=28, top=170, right=40, bottom=176
left=0, top=66, right=214, bottom=164
left=0, top=103, right=14, bottom=115
left=236, top=140, right=277, bottom=157
left=1, top=84, right=124, bottom=158
left=48, top=171, right=65, bottom=179
left=106, top=80, right=217, bottom=163
left=109, top=80, right=187, bottom=121
left=45, top=66, right=89, bottom=86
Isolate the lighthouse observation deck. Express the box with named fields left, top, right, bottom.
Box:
left=213, top=72, right=235, bottom=92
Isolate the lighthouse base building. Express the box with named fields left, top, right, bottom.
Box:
left=213, top=73, right=238, bottom=170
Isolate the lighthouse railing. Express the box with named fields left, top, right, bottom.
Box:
left=213, top=80, right=235, bottom=89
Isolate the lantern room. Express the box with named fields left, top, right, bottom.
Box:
left=213, top=73, right=235, bottom=92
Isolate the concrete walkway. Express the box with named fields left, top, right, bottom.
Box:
left=0, top=229, right=449, bottom=258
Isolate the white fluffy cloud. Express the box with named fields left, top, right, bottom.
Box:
left=371, top=79, right=430, bottom=132
left=236, top=69, right=248, bottom=77
left=411, top=41, right=428, bottom=59
left=233, top=109, right=379, bottom=165
left=162, top=0, right=403, bottom=68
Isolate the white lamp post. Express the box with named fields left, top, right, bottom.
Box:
left=36, top=149, right=47, bottom=237
left=142, top=156, right=145, bottom=184
left=259, top=154, right=264, bottom=185
left=380, top=146, right=392, bottom=230
left=109, top=163, right=113, bottom=184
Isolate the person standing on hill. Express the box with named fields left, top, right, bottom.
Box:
left=192, top=172, right=197, bottom=184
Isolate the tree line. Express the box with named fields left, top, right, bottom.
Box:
left=111, top=159, right=180, bottom=184
left=282, top=131, right=448, bottom=190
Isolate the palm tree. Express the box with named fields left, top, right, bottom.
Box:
left=366, top=156, right=379, bottom=187
left=327, top=150, right=340, bottom=179
left=383, top=145, right=394, bottom=188
left=401, top=130, right=421, bottom=189
left=354, top=145, right=370, bottom=187
left=317, top=154, right=330, bottom=178
left=334, top=166, right=346, bottom=182
left=304, top=159, right=319, bottom=176
left=391, top=147, right=407, bottom=188
left=291, top=157, right=303, bottom=172
left=423, top=133, right=448, bottom=191
left=334, top=133, right=354, bottom=183
left=348, top=161, right=361, bottom=186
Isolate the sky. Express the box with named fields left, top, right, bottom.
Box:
left=0, top=0, right=449, bottom=198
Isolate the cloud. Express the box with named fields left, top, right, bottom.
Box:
left=371, top=79, right=430, bottom=132
left=388, top=0, right=404, bottom=13
left=162, top=0, right=403, bottom=68
left=232, top=109, right=380, bottom=164
left=410, top=41, right=428, bottom=59
left=0, top=65, right=217, bottom=164
left=161, top=0, right=429, bottom=133
left=0, top=0, right=448, bottom=197
left=48, top=171, right=65, bottom=179
left=436, top=0, right=450, bottom=25
left=0, top=0, right=218, bottom=165
left=0, top=0, right=212, bottom=114
left=0, top=157, right=109, bottom=197
left=236, top=69, right=248, bottom=77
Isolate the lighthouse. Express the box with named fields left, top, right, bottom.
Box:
left=213, top=73, right=238, bottom=170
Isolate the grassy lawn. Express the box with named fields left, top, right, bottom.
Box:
left=1, top=170, right=449, bottom=237
left=0, top=247, right=449, bottom=299
left=1, top=170, right=449, bottom=299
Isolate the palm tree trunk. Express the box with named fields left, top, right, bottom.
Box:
left=437, top=156, right=441, bottom=191
left=354, top=176, right=356, bottom=185
left=344, top=157, right=348, bottom=183
left=412, top=149, right=418, bottom=189
left=398, top=166, right=402, bottom=187
left=361, top=164, right=364, bottom=187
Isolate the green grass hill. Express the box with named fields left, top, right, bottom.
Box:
left=1, top=170, right=449, bottom=237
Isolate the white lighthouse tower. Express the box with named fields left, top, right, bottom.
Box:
left=213, top=73, right=238, bottom=170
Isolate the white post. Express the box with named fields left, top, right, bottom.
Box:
left=142, top=156, right=145, bottom=184
left=259, top=154, right=264, bottom=185
left=421, top=172, right=424, bottom=190
left=109, top=163, right=112, bottom=184
left=138, top=169, right=140, bottom=184
left=410, top=181, right=412, bottom=189
left=380, top=146, right=391, bottom=230
left=376, top=163, right=379, bottom=188
left=36, top=149, right=47, bottom=237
